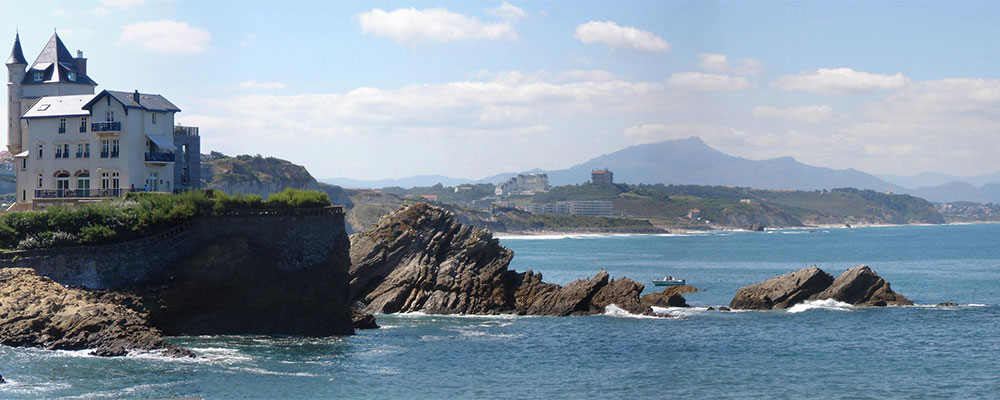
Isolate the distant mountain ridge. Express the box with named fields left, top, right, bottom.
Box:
left=321, top=137, right=1000, bottom=203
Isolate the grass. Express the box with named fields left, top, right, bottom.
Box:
left=0, top=188, right=330, bottom=251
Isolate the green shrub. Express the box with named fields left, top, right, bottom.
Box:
left=79, top=224, right=117, bottom=245
left=266, top=187, right=330, bottom=208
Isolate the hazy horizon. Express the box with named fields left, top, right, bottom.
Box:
left=6, top=1, right=1000, bottom=180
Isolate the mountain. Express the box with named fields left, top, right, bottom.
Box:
left=540, top=137, right=902, bottom=191
left=904, top=181, right=993, bottom=203
left=321, top=175, right=478, bottom=189
left=880, top=171, right=1000, bottom=188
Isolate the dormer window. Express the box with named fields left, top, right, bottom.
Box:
left=68, top=72, right=77, bottom=81
left=33, top=71, right=42, bottom=81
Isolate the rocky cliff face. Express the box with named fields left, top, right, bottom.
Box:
left=349, top=203, right=660, bottom=316
left=202, top=155, right=320, bottom=198
left=729, top=265, right=911, bottom=310
left=0, top=268, right=190, bottom=357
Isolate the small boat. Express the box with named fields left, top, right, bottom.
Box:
left=652, top=276, right=685, bottom=286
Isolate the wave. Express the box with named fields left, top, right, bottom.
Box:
left=603, top=304, right=660, bottom=319
left=786, top=299, right=854, bottom=313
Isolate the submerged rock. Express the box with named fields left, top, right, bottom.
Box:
left=0, top=268, right=191, bottom=357
left=810, top=265, right=913, bottom=306
left=349, top=203, right=658, bottom=317
left=936, top=302, right=959, bottom=307
left=729, top=267, right=834, bottom=310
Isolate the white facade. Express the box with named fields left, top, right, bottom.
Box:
left=524, top=200, right=615, bottom=216
left=495, top=173, right=549, bottom=196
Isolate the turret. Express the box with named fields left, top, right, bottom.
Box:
left=7, top=33, right=27, bottom=154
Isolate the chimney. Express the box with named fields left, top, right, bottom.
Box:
left=75, top=50, right=87, bottom=75
left=133, top=90, right=140, bottom=103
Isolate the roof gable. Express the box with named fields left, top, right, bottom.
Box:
left=21, top=33, right=97, bottom=86
left=83, top=90, right=181, bottom=113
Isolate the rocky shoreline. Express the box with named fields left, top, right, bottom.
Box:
left=0, top=203, right=933, bottom=358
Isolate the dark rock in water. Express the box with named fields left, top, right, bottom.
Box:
left=0, top=268, right=192, bottom=357
left=591, top=276, right=649, bottom=315
left=640, top=285, right=701, bottom=308
left=706, top=306, right=715, bottom=311
left=349, top=203, right=658, bottom=317
left=729, top=267, right=834, bottom=310
left=810, top=265, right=913, bottom=306
left=351, top=308, right=379, bottom=329
left=0, top=373, right=5, bottom=384
left=719, top=306, right=731, bottom=311
left=937, top=302, right=959, bottom=307
left=749, top=223, right=766, bottom=232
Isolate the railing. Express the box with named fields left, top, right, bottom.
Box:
left=173, top=125, right=199, bottom=136
left=145, top=152, right=175, bottom=162
left=34, top=188, right=125, bottom=199
left=91, top=121, right=121, bottom=132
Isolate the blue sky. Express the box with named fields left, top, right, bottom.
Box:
left=5, top=0, right=1000, bottom=180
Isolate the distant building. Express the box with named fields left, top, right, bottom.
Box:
left=420, top=194, right=438, bottom=200
left=454, top=185, right=473, bottom=193
left=524, top=200, right=614, bottom=217
left=591, top=169, right=613, bottom=185
left=495, top=173, right=549, bottom=196
left=739, top=198, right=752, bottom=204
left=688, top=208, right=701, bottom=219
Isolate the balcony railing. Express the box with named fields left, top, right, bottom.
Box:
left=145, top=152, right=175, bottom=162
left=91, top=121, right=121, bottom=132
left=34, top=188, right=124, bottom=199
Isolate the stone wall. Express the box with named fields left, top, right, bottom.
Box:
left=0, top=206, right=347, bottom=290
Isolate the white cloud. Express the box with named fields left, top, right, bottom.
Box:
left=697, top=53, right=763, bottom=76
left=752, top=105, right=835, bottom=123
left=238, top=80, right=287, bottom=90
left=554, top=69, right=621, bottom=82
left=667, top=72, right=755, bottom=91
left=863, top=144, right=915, bottom=157
left=82, top=7, right=111, bottom=17
left=358, top=7, right=517, bottom=45
left=488, top=2, right=527, bottom=21
left=773, top=68, right=910, bottom=95
left=574, top=21, right=670, bottom=53
left=100, top=0, right=146, bottom=8
left=118, top=20, right=211, bottom=55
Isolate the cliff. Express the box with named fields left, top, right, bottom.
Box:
left=202, top=154, right=321, bottom=198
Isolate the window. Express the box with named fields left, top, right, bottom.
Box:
left=77, top=173, right=90, bottom=191
left=84, top=143, right=90, bottom=158
left=76, top=143, right=84, bottom=158
left=112, top=171, right=120, bottom=189
left=105, top=110, right=115, bottom=122
left=56, top=173, right=70, bottom=192
left=33, top=71, right=42, bottom=81
left=59, top=118, right=66, bottom=134
left=152, top=113, right=157, bottom=124
left=182, top=144, right=189, bottom=162
left=80, top=117, right=87, bottom=133
left=55, top=144, right=63, bottom=159
left=67, top=71, right=76, bottom=81
left=37, top=173, right=43, bottom=188
left=101, top=172, right=110, bottom=189
left=181, top=166, right=189, bottom=185
left=101, top=140, right=109, bottom=158
left=36, top=143, right=43, bottom=159
left=111, top=140, right=120, bottom=157
left=20, top=158, right=26, bottom=170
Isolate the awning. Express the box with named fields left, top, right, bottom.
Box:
left=14, top=151, right=28, bottom=157
left=146, top=134, right=177, bottom=151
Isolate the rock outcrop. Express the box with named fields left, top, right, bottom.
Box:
left=810, top=265, right=913, bottom=306
left=351, top=308, right=379, bottom=330
left=641, top=285, right=700, bottom=308
left=0, top=268, right=191, bottom=357
left=729, top=267, right=834, bottom=310
left=349, top=203, right=661, bottom=317
left=729, top=265, right=912, bottom=310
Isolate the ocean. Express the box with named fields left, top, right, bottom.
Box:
left=1, top=223, right=998, bottom=399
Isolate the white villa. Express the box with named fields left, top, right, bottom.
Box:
left=6, top=32, right=200, bottom=210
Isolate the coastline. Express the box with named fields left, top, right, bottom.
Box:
left=492, top=220, right=1000, bottom=237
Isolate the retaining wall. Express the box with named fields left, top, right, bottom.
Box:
left=0, top=206, right=347, bottom=289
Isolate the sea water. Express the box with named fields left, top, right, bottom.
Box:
left=1, top=224, right=998, bottom=398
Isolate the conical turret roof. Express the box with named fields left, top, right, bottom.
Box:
left=6, top=33, right=27, bottom=65
left=21, top=32, right=97, bottom=86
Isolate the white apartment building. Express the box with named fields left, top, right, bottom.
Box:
left=495, top=173, right=549, bottom=196
left=6, top=32, right=200, bottom=210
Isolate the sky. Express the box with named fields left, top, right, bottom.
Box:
left=4, top=0, right=1000, bottom=180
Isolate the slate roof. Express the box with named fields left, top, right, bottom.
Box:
left=21, top=94, right=95, bottom=119
left=83, top=90, right=181, bottom=113
left=6, top=33, right=26, bottom=65
left=21, top=33, right=97, bottom=86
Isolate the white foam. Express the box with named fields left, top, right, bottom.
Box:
left=968, top=303, right=987, bottom=307
left=603, top=304, right=660, bottom=319
left=786, top=299, right=854, bottom=313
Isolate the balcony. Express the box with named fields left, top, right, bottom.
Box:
left=34, top=188, right=124, bottom=199
left=145, top=151, right=175, bottom=163
left=91, top=121, right=121, bottom=133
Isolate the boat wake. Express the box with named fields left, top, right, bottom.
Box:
left=786, top=299, right=854, bottom=313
